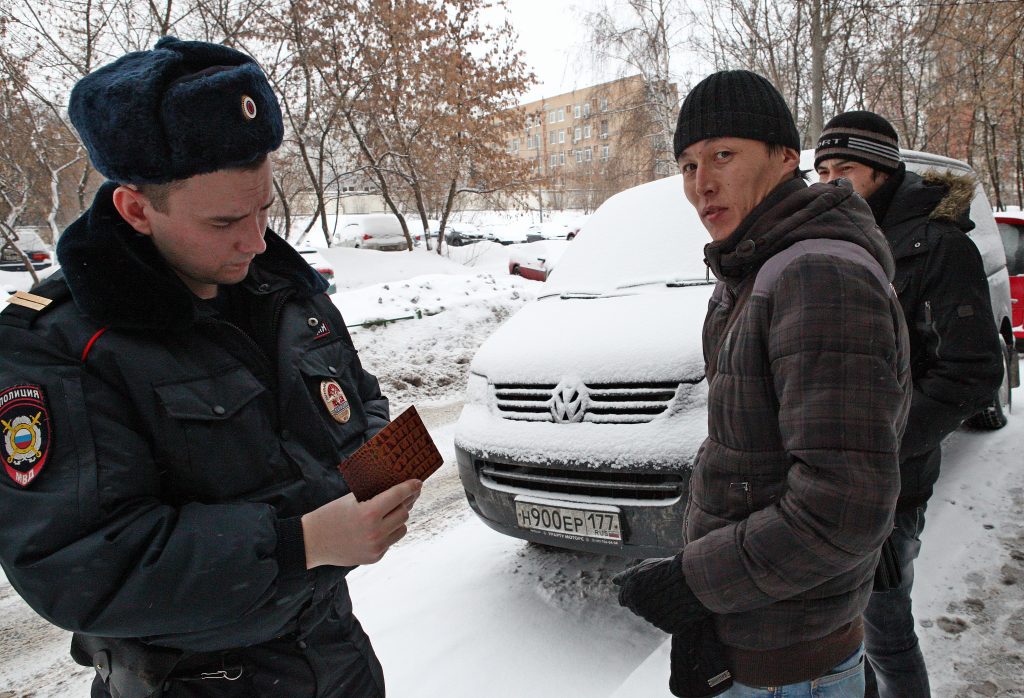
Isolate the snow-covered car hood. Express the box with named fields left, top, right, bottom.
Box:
left=470, top=284, right=713, bottom=384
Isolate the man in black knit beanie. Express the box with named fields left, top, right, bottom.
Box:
left=615, top=71, right=913, bottom=698
left=816, top=110, right=1004, bottom=698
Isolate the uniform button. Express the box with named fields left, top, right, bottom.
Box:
left=913, top=241, right=921, bottom=248
left=258, top=283, right=271, bottom=292
left=212, top=405, right=226, bottom=416
left=297, top=640, right=308, bottom=650
left=307, top=317, right=319, bottom=327
left=280, top=429, right=291, bottom=440
left=328, top=366, right=337, bottom=374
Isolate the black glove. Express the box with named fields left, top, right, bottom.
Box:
left=873, top=531, right=903, bottom=591
left=612, top=553, right=710, bottom=634
left=669, top=617, right=733, bottom=698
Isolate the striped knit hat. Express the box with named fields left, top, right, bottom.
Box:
left=814, top=110, right=901, bottom=173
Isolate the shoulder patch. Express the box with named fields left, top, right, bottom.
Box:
left=1, top=385, right=52, bottom=487
left=6, top=290, right=53, bottom=311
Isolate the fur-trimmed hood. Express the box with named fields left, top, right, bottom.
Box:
left=882, top=169, right=976, bottom=233
left=56, top=181, right=327, bottom=331
left=922, top=169, right=976, bottom=224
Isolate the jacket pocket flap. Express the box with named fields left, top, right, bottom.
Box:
left=154, top=366, right=265, bottom=420
left=297, top=340, right=355, bottom=378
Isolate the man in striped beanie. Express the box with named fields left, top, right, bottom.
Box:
left=814, top=110, right=901, bottom=203
left=816, top=111, right=1005, bottom=698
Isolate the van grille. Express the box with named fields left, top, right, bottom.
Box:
left=478, top=461, right=685, bottom=501
left=493, top=381, right=681, bottom=423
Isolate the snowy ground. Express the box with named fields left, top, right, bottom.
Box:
left=2, top=247, right=1023, bottom=697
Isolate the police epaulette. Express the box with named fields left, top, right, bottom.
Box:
left=1, top=277, right=71, bottom=329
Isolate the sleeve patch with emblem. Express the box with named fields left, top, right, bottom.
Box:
left=1, top=385, right=52, bottom=487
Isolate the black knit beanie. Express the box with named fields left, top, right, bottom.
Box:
left=814, top=110, right=901, bottom=173
left=673, top=70, right=800, bottom=159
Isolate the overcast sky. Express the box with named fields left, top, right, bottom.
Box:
left=494, top=0, right=605, bottom=104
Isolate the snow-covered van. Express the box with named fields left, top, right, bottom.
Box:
left=454, top=150, right=1017, bottom=557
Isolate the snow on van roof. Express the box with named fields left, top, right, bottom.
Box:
left=542, top=174, right=711, bottom=296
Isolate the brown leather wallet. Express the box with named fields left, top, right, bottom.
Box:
left=337, top=406, right=443, bottom=501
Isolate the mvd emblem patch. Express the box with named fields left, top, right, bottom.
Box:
left=1, top=385, right=51, bottom=487
left=320, top=380, right=351, bottom=424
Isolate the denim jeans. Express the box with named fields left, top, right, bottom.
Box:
left=717, top=645, right=865, bottom=697
left=863, top=506, right=930, bottom=698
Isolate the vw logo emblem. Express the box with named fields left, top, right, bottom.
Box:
left=551, top=381, right=588, bottom=423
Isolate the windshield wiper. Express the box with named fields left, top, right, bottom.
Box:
left=559, top=291, right=602, bottom=299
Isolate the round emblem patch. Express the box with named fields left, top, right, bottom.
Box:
left=320, top=380, right=351, bottom=424
left=241, top=95, right=258, bottom=120
left=1, top=385, right=51, bottom=487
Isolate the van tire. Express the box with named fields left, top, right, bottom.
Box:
left=966, top=343, right=1012, bottom=430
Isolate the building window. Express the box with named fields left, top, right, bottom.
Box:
left=584, top=124, right=591, bottom=139
left=510, top=138, right=519, bottom=153
left=550, top=153, right=558, bottom=167
left=583, top=102, right=591, bottom=118
left=600, top=120, right=609, bottom=139
left=601, top=145, right=610, bottom=161
left=573, top=127, right=581, bottom=142
left=584, top=147, right=593, bottom=162
left=600, top=96, right=608, bottom=111
left=557, top=108, right=565, bottom=122
left=574, top=104, right=581, bottom=119
left=550, top=131, right=557, bottom=145
left=558, top=129, right=565, bottom=144
left=575, top=149, right=582, bottom=163
left=559, top=151, right=566, bottom=165
left=548, top=110, right=557, bottom=124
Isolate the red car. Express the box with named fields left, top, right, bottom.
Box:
left=508, top=241, right=570, bottom=282
left=995, top=211, right=1024, bottom=349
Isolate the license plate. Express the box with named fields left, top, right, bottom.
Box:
left=514, top=496, right=621, bottom=543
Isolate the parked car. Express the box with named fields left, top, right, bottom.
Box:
left=295, top=246, right=336, bottom=294
left=525, top=221, right=573, bottom=243
left=0, top=228, right=52, bottom=272
left=994, top=210, right=1024, bottom=350
left=508, top=241, right=570, bottom=281
left=483, top=223, right=529, bottom=245
left=454, top=149, right=1017, bottom=558
left=445, top=223, right=485, bottom=247
left=335, top=214, right=409, bottom=251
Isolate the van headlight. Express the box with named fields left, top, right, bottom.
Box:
left=466, top=372, right=490, bottom=406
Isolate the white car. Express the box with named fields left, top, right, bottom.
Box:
left=335, top=214, right=409, bottom=251
left=294, top=246, right=336, bottom=294
left=455, top=174, right=714, bottom=558
left=524, top=221, right=573, bottom=243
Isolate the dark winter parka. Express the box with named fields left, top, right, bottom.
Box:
left=0, top=182, right=388, bottom=697
left=682, top=177, right=911, bottom=687
left=868, top=166, right=1004, bottom=511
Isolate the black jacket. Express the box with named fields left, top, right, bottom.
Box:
left=870, top=167, right=1004, bottom=509
left=0, top=182, right=388, bottom=695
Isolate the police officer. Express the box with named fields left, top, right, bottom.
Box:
left=0, top=37, right=420, bottom=697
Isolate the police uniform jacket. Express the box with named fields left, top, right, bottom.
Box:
left=0, top=182, right=388, bottom=694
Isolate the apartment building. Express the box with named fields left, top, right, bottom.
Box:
left=507, top=74, right=677, bottom=210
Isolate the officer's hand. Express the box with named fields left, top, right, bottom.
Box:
left=301, top=479, right=423, bottom=568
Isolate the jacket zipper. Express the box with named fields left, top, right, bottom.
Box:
left=924, top=300, right=942, bottom=359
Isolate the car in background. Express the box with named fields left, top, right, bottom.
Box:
left=295, top=246, right=336, bottom=294
left=508, top=241, right=570, bottom=281
left=335, top=214, right=409, bottom=251
left=483, top=223, right=529, bottom=245
left=525, top=221, right=574, bottom=243
left=454, top=149, right=1017, bottom=559
left=445, top=223, right=486, bottom=247
left=0, top=228, right=52, bottom=272
left=994, top=210, right=1024, bottom=350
